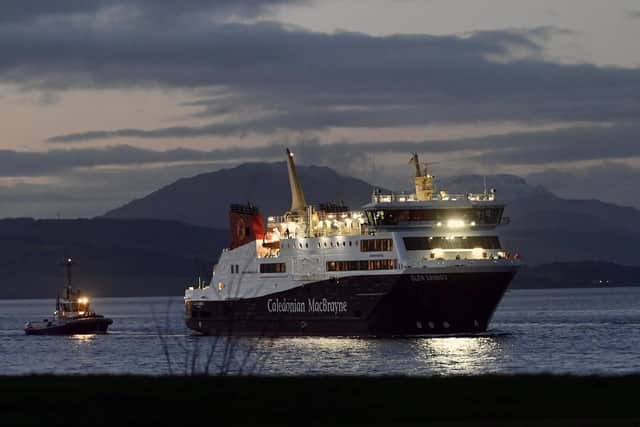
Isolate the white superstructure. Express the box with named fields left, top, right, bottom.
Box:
left=185, top=151, right=519, bottom=303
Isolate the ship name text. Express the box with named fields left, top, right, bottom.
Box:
left=410, top=274, right=448, bottom=282
left=267, top=298, right=348, bottom=314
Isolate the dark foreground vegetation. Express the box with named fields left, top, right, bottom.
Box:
left=2, top=375, right=640, bottom=425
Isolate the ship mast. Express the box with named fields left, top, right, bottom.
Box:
left=286, top=148, right=307, bottom=213
left=409, top=153, right=434, bottom=201
left=62, top=257, right=74, bottom=299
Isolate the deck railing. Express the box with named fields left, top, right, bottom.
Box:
left=371, top=192, right=496, bottom=203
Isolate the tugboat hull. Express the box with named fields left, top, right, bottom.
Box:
left=186, top=267, right=517, bottom=337
left=24, top=317, right=113, bottom=335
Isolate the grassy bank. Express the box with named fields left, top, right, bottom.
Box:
left=2, top=375, right=639, bottom=425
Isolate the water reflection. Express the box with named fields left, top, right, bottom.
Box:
left=416, top=337, right=502, bottom=375
left=70, top=334, right=96, bottom=343
left=4, top=288, right=640, bottom=375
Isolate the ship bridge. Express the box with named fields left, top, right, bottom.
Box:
left=363, top=153, right=507, bottom=230
left=363, top=194, right=506, bottom=230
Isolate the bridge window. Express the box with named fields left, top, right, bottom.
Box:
left=360, top=239, right=393, bottom=252
left=367, top=207, right=504, bottom=226
left=260, top=263, right=287, bottom=273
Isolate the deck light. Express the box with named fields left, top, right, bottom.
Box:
left=447, top=219, right=465, bottom=228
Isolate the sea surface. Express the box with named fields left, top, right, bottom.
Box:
left=1, top=287, right=640, bottom=376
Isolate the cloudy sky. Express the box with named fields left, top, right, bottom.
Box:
left=2, top=0, right=640, bottom=217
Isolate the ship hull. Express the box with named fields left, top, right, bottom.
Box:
left=24, top=317, right=113, bottom=335
left=185, top=267, right=517, bottom=337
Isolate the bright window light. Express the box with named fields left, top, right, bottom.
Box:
left=446, top=219, right=465, bottom=228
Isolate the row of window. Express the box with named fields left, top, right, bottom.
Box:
left=284, top=238, right=394, bottom=252
left=259, top=262, right=287, bottom=273
left=326, top=259, right=396, bottom=272
left=360, top=239, right=393, bottom=252
left=403, top=236, right=501, bottom=250
left=366, top=207, right=504, bottom=226
left=288, top=240, right=358, bottom=249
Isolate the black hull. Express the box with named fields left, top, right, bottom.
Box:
left=186, top=269, right=517, bottom=337
left=24, top=317, right=113, bottom=335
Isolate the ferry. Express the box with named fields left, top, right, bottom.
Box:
left=24, top=258, right=113, bottom=335
left=184, top=149, right=520, bottom=336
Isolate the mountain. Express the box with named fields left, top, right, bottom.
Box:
left=439, top=174, right=553, bottom=201
left=103, top=162, right=640, bottom=266
left=104, top=162, right=379, bottom=229
left=0, top=218, right=225, bottom=299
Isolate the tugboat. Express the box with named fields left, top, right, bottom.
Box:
left=24, top=258, right=113, bottom=335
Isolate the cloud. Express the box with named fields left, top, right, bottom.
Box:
left=0, top=1, right=307, bottom=23
left=6, top=120, right=640, bottom=216
left=0, top=15, right=636, bottom=141
left=466, top=123, right=640, bottom=165
left=6, top=122, right=640, bottom=179
left=0, top=144, right=279, bottom=177
left=626, top=10, right=640, bottom=19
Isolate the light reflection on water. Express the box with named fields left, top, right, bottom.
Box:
left=70, top=334, right=97, bottom=342
left=419, top=337, right=501, bottom=375
left=2, top=287, right=640, bottom=376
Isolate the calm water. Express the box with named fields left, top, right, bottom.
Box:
left=1, top=288, right=640, bottom=376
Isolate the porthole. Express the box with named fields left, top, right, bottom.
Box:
left=349, top=241, right=352, bottom=247
left=305, top=243, right=308, bottom=248
left=428, top=321, right=435, bottom=329
left=443, top=321, right=450, bottom=329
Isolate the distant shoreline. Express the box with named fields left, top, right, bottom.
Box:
left=3, top=283, right=640, bottom=300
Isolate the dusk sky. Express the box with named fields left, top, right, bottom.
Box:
left=2, top=0, right=640, bottom=217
